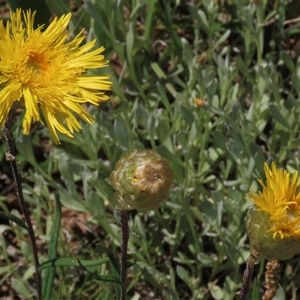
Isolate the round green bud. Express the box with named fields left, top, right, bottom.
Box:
left=107, top=149, right=173, bottom=213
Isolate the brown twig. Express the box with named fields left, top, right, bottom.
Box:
left=4, top=115, right=42, bottom=300
left=119, top=210, right=129, bottom=300
left=239, top=250, right=260, bottom=300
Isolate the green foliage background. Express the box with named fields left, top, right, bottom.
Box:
left=1, top=0, right=300, bottom=299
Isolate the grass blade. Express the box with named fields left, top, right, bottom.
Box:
left=42, top=193, right=61, bottom=300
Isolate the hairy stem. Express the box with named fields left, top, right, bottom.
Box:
left=119, top=210, right=129, bottom=300
left=4, top=116, right=42, bottom=300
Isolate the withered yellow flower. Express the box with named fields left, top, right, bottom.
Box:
left=0, top=9, right=112, bottom=143
left=247, top=162, right=300, bottom=260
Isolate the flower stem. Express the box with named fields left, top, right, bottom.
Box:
left=119, top=210, right=129, bottom=300
left=4, top=116, right=42, bottom=300
left=239, top=250, right=260, bottom=300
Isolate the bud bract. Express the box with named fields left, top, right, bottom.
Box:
left=246, top=207, right=300, bottom=261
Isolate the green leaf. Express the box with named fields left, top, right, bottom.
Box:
left=77, top=260, right=121, bottom=284
left=39, top=257, right=109, bottom=271
left=16, top=135, right=54, bottom=185
left=7, top=0, right=51, bottom=26
left=114, top=117, right=131, bottom=150
left=95, top=244, right=120, bottom=274
left=212, top=29, right=231, bottom=52
left=268, top=104, right=290, bottom=129
left=0, top=211, right=28, bottom=230
left=272, top=285, right=286, bottom=300
left=87, top=191, right=118, bottom=239
left=280, top=51, right=295, bottom=72
left=91, top=274, right=121, bottom=284
left=57, top=185, right=87, bottom=212
left=176, top=266, right=190, bottom=288
left=12, top=278, right=32, bottom=299
left=197, top=10, right=209, bottom=33
left=44, top=0, right=70, bottom=16
left=208, top=282, right=223, bottom=300
left=292, top=75, right=300, bottom=93
left=151, top=62, right=167, bottom=79
left=126, top=260, right=136, bottom=268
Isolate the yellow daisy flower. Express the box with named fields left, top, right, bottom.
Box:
left=248, top=162, right=300, bottom=239
left=0, top=9, right=112, bottom=144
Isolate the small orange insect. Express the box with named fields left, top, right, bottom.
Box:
left=194, top=98, right=209, bottom=107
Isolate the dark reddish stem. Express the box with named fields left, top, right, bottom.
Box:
left=119, top=210, right=129, bottom=300
left=239, top=250, right=260, bottom=300
left=4, top=115, right=41, bottom=300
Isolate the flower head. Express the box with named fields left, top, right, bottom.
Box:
left=0, top=9, right=112, bottom=143
left=246, top=162, right=300, bottom=260
left=248, top=162, right=300, bottom=239
left=107, top=149, right=173, bottom=213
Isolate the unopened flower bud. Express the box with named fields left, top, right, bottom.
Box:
left=107, top=149, right=173, bottom=213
